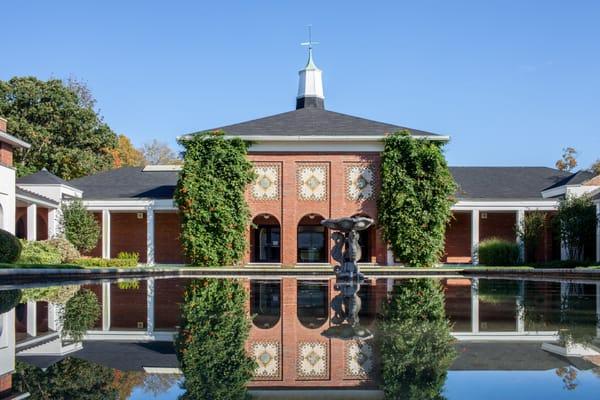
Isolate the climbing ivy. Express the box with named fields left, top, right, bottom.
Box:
left=175, top=131, right=255, bottom=266
left=378, top=131, right=456, bottom=267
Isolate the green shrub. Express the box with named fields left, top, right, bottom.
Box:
left=117, top=280, right=140, bottom=290
left=21, top=285, right=80, bottom=304
left=60, top=288, right=101, bottom=342
left=116, top=251, right=139, bottom=263
left=0, top=289, right=22, bottom=314
left=517, top=211, right=547, bottom=262
left=174, top=131, right=255, bottom=267
left=46, top=237, right=81, bottom=263
left=19, top=240, right=62, bottom=264
left=60, top=199, right=100, bottom=253
left=477, top=238, right=520, bottom=266
left=175, top=279, right=255, bottom=399
left=72, top=257, right=138, bottom=268
left=555, top=195, right=597, bottom=262
left=378, top=131, right=456, bottom=267
left=0, top=229, right=22, bottom=263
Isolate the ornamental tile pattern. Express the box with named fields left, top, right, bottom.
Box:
left=251, top=341, right=281, bottom=379
left=345, top=340, right=374, bottom=378
left=297, top=164, right=328, bottom=201
left=297, top=342, right=328, bottom=378
left=345, top=164, right=375, bottom=201
left=252, top=164, right=280, bottom=200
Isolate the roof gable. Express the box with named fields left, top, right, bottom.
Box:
left=17, top=169, right=75, bottom=186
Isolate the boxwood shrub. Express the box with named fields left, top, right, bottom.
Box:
left=0, top=229, right=22, bottom=263
left=19, top=240, right=62, bottom=264
left=477, top=238, right=520, bottom=266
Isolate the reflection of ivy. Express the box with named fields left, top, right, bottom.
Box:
left=175, top=279, right=255, bottom=399
left=377, top=279, right=456, bottom=400
left=13, top=358, right=117, bottom=399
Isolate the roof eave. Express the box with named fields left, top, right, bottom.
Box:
left=0, top=131, right=31, bottom=149
left=178, top=134, right=450, bottom=142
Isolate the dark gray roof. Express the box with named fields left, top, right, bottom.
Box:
left=72, top=166, right=573, bottom=201
left=17, top=169, right=75, bottom=187
left=190, top=107, right=442, bottom=138
left=15, top=187, right=59, bottom=205
left=450, top=167, right=572, bottom=200
left=70, top=167, right=178, bottom=200
left=542, top=170, right=595, bottom=191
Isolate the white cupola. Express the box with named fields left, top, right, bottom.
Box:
left=296, top=30, right=324, bottom=109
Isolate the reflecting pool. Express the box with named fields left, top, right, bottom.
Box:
left=1, top=275, right=599, bottom=399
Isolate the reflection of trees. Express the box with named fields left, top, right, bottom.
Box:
left=13, top=358, right=117, bottom=399
left=555, top=366, right=578, bottom=391
left=175, top=279, right=255, bottom=400
left=377, top=279, right=456, bottom=400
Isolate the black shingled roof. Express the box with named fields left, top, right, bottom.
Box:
left=71, top=166, right=574, bottom=201
left=189, top=107, right=442, bottom=138
left=17, top=169, right=76, bottom=187
left=542, top=170, right=595, bottom=191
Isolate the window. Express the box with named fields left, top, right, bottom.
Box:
left=250, top=280, right=281, bottom=329
left=297, top=281, right=328, bottom=328
left=297, top=225, right=326, bottom=263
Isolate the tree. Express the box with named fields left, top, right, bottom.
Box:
left=517, top=211, right=547, bottom=262
left=590, top=159, right=600, bottom=176
left=174, top=131, right=254, bottom=266
left=0, top=77, right=118, bottom=179
left=378, top=131, right=456, bottom=268
left=555, top=147, right=578, bottom=172
left=110, top=134, right=145, bottom=167
left=377, top=279, right=456, bottom=400
left=60, top=199, right=100, bottom=253
left=140, top=139, right=181, bottom=165
left=60, top=288, right=101, bottom=342
left=555, top=195, right=597, bottom=262
left=175, top=279, right=255, bottom=400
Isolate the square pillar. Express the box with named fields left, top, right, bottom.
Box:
left=516, top=280, right=525, bottom=333
left=596, top=202, right=600, bottom=263
left=102, top=209, right=111, bottom=259
left=26, top=301, right=37, bottom=337
left=102, top=282, right=111, bottom=331
left=146, top=278, right=155, bottom=336
left=47, top=208, right=58, bottom=239
left=146, top=206, right=155, bottom=266
left=516, top=209, right=525, bottom=263
left=26, top=203, right=37, bottom=241
left=471, top=210, right=480, bottom=265
left=48, top=303, right=64, bottom=332
left=471, top=278, right=479, bottom=333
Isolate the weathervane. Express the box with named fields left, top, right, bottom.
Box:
left=301, top=25, right=319, bottom=50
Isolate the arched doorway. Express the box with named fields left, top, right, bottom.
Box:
left=353, top=214, right=375, bottom=263
left=297, top=280, right=328, bottom=329
left=297, top=214, right=327, bottom=263
left=251, top=214, right=281, bottom=263
left=250, top=280, right=281, bottom=329
left=15, top=216, right=26, bottom=239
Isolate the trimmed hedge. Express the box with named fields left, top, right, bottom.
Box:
left=19, top=240, right=62, bottom=264
left=0, top=289, right=22, bottom=314
left=0, top=229, right=22, bottom=263
left=72, top=255, right=138, bottom=268
left=477, top=238, right=520, bottom=266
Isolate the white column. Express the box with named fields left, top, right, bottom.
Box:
left=471, top=210, right=480, bottom=265
left=147, top=278, right=155, bottom=336
left=47, top=208, right=58, bottom=239
left=596, top=201, right=600, bottom=262
left=516, top=209, right=525, bottom=263
left=102, top=209, right=111, bottom=259
left=471, top=278, right=479, bottom=333
left=26, top=301, right=37, bottom=337
left=516, top=280, right=525, bottom=333
left=146, top=206, right=155, bottom=266
left=26, top=203, right=37, bottom=241
left=386, top=248, right=394, bottom=266
left=102, top=282, right=111, bottom=331
left=47, top=303, right=64, bottom=332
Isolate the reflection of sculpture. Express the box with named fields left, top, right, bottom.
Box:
left=321, top=216, right=373, bottom=339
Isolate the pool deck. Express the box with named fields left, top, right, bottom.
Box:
left=1, top=264, right=600, bottom=288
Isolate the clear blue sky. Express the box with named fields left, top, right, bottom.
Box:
left=2, top=1, right=599, bottom=168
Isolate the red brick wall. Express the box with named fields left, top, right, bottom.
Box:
left=480, top=212, right=517, bottom=242
left=155, top=278, right=191, bottom=329
left=0, top=142, right=13, bottom=167
left=110, top=212, right=147, bottom=262
left=443, top=212, right=472, bottom=263
left=110, top=281, right=147, bottom=329
left=155, top=212, right=185, bottom=264
left=86, top=212, right=103, bottom=257
left=245, top=153, right=386, bottom=266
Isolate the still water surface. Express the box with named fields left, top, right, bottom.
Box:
left=1, top=275, right=599, bottom=399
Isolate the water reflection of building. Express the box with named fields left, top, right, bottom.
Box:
left=3, top=277, right=600, bottom=394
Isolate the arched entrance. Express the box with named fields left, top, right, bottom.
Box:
left=297, top=280, right=328, bottom=329
left=251, top=214, right=281, bottom=263
left=250, top=280, right=281, bottom=329
left=297, top=214, right=327, bottom=263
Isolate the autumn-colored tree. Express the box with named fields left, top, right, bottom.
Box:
left=110, top=134, right=145, bottom=167
left=555, top=147, right=578, bottom=172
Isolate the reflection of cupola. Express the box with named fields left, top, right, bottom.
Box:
left=296, top=33, right=324, bottom=110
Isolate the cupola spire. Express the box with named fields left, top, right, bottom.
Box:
left=296, top=26, right=324, bottom=109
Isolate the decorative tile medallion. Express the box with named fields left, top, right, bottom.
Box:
left=345, top=340, right=374, bottom=378
left=345, top=165, right=375, bottom=201
left=297, top=342, right=328, bottom=378
left=297, top=164, right=328, bottom=201
left=252, top=164, right=280, bottom=200
left=251, top=341, right=281, bottom=379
